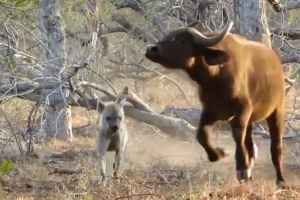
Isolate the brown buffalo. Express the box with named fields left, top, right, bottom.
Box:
left=145, top=21, right=286, bottom=186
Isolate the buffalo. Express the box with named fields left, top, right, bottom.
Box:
left=145, top=21, right=286, bottom=186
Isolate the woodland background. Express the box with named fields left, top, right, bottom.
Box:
left=1, top=0, right=300, bottom=199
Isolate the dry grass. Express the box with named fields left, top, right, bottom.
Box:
left=1, top=135, right=300, bottom=200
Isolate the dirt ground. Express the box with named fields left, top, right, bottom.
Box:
left=123, top=132, right=300, bottom=185
left=2, top=129, right=300, bottom=200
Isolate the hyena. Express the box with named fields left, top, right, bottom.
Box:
left=96, top=86, right=129, bottom=186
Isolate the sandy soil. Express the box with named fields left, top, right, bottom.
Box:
left=102, top=132, right=300, bottom=186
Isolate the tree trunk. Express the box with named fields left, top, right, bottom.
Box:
left=38, top=0, right=73, bottom=140
left=234, top=0, right=271, bottom=46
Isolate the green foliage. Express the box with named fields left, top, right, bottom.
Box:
left=6, top=56, right=17, bottom=73
left=0, top=160, right=15, bottom=175
left=14, top=0, right=28, bottom=7
left=98, top=1, right=115, bottom=19
left=3, top=0, right=39, bottom=8
left=287, top=10, right=298, bottom=26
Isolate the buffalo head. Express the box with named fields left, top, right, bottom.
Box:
left=145, top=21, right=234, bottom=69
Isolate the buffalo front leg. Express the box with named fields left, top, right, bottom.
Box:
left=197, top=111, right=228, bottom=162
left=230, top=106, right=252, bottom=183
left=266, top=107, right=285, bottom=186
left=245, top=123, right=258, bottom=169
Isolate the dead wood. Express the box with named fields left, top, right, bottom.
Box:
left=49, top=167, right=82, bottom=175
left=45, top=148, right=79, bottom=161
left=160, top=105, right=201, bottom=127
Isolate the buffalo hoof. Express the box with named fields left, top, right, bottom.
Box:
left=276, top=181, right=289, bottom=189
left=208, top=147, right=228, bottom=162
left=237, top=169, right=253, bottom=184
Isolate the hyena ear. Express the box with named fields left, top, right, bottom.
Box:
left=115, top=86, right=129, bottom=108
left=122, top=86, right=129, bottom=95
left=97, top=99, right=106, bottom=113
left=118, top=97, right=127, bottom=108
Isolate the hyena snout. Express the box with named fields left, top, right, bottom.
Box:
left=110, top=125, right=119, bottom=132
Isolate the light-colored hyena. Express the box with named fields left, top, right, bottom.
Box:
left=96, top=86, right=129, bottom=186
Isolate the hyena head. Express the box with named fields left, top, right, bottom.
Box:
left=100, top=87, right=128, bottom=135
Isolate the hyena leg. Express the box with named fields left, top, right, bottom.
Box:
left=97, top=138, right=110, bottom=186
left=113, top=149, right=124, bottom=177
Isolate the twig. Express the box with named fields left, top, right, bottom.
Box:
left=83, top=66, right=118, bottom=95
left=115, top=193, right=163, bottom=199
left=72, top=123, right=92, bottom=130
left=49, top=167, right=82, bottom=175
left=108, top=59, right=191, bottom=105
left=78, top=81, right=117, bottom=100
left=26, top=102, right=39, bottom=154
left=0, top=107, right=24, bottom=155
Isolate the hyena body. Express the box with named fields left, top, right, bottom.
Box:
left=96, top=86, right=129, bottom=186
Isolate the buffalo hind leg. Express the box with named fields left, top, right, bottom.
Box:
left=230, top=105, right=252, bottom=183
left=197, top=111, right=228, bottom=162
left=266, top=107, right=285, bottom=186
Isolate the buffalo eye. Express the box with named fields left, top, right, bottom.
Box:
left=106, top=117, right=110, bottom=121
left=181, top=40, right=186, bottom=44
left=118, top=116, right=122, bottom=120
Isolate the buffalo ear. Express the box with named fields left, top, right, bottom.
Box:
left=202, top=48, right=230, bottom=65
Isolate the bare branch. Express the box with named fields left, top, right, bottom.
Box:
left=110, top=0, right=167, bottom=35
left=271, top=28, right=300, bottom=40
left=65, top=26, right=127, bottom=47
left=222, top=7, right=230, bottom=25
left=82, top=66, right=118, bottom=95
left=284, top=0, right=300, bottom=11
left=26, top=103, right=40, bottom=154
left=0, top=108, right=24, bottom=155
left=160, top=105, right=201, bottom=127
left=280, top=53, right=300, bottom=64
left=267, top=0, right=284, bottom=12
left=112, top=14, right=158, bottom=43
left=127, top=91, right=155, bottom=113
left=78, top=81, right=117, bottom=100
left=0, top=55, right=88, bottom=104
left=77, top=81, right=153, bottom=112
left=123, top=106, right=196, bottom=140
left=0, top=43, right=43, bottom=78
left=166, top=5, right=194, bottom=24
left=107, top=59, right=192, bottom=105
